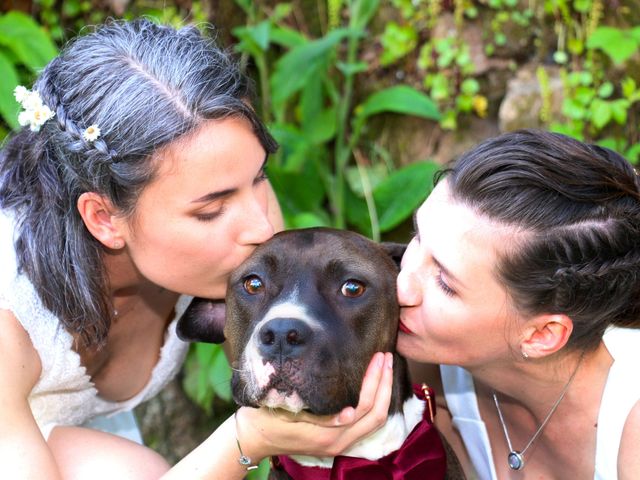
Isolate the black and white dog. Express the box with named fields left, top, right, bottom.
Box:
left=178, top=227, right=447, bottom=479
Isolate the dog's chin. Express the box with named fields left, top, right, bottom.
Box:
left=259, top=388, right=308, bottom=413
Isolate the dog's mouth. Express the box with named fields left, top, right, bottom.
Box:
left=256, top=369, right=308, bottom=412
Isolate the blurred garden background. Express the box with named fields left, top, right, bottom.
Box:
left=1, top=0, right=639, bottom=477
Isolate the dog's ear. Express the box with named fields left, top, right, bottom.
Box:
left=380, top=242, right=407, bottom=269
left=176, top=298, right=226, bottom=343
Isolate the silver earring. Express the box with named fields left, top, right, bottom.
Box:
left=113, top=240, right=123, bottom=249
left=521, top=350, right=529, bottom=359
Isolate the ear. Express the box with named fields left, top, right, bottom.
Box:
left=77, top=192, right=124, bottom=249
left=176, top=298, right=226, bottom=343
left=520, top=314, right=573, bottom=358
left=380, top=242, right=407, bottom=269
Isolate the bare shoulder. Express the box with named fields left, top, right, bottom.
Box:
left=618, top=399, right=640, bottom=479
left=0, top=308, right=42, bottom=399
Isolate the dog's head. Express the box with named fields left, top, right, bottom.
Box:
left=178, top=227, right=409, bottom=415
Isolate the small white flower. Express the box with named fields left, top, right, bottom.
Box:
left=28, top=105, right=55, bottom=132
left=18, top=110, right=31, bottom=127
left=82, top=124, right=101, bottom=142
left=13, top=85, right=29, bottom=103
left=14, top=86, right=56, bottom=133
left=22, top=91, right=44, bottom=111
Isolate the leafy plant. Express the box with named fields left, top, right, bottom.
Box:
left=0, top=11, right=57, bottom=137
left=233, top=0, right=440, bottom=238
left=545, top=23, right=640, bottom=162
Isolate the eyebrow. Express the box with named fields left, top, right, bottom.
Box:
left=191, top=154, right=269, bottom=204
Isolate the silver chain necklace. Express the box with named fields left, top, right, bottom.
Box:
left=492, top=353, right=584, bottom=471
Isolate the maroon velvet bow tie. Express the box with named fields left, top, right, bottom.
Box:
left=273, top=384, right=447, bottom=480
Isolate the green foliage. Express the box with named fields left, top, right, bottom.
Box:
left=233, top=0, right=440, bottom=238
left=182, top=343, right=232, bottom=412
left=0, top=11, right=57, bottom=132
left=545, top=20, right=640, bottom=161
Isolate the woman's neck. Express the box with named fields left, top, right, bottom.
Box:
left=472, top=342, right=613, bottom=421
left=103, top=248, right=179, bottom=320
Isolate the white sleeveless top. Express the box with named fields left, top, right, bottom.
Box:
left=0, top=209, right=191, bottom=439
left=441, top=327, right=640, bottom=480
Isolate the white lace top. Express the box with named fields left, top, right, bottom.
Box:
left=0, top=208, right=191, bottom=439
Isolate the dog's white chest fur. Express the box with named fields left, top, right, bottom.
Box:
left=291, top=395, right=426, bottom=468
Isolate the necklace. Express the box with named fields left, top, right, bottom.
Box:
left=492, top=353, right=584, bottom=471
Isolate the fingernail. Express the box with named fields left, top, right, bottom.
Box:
left=386, top=353, right=393, bottom=369
left=376, top=352, right=384, bottom=368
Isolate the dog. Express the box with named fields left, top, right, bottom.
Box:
left=177, top=227, right=447, bottom=479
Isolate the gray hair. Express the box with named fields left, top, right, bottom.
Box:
left=0, top=19, right=277, bottom=346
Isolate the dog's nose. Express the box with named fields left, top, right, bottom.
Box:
left=258, top=318, right=313, bottom=358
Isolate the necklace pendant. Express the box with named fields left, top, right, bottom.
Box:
left=508, top=451, right=524, bottom=470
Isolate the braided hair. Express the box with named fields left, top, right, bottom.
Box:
left=444, top=129, right=640, bottom=351
left=0, top=20, right=277, bottom=347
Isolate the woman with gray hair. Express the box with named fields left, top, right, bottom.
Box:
left=0, top=20, right=393, bottom=478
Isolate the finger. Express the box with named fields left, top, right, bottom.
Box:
left=348, top=352, right=386, bottom=419
left=331, top=353, right=394, bottom=452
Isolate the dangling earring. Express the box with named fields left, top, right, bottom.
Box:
left=521, top=349, right=529, bottom=360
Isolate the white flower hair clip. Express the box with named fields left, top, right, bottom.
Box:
left=14, top=85, right=55, bottom=132
left=82, top=124, right=101, bottom=142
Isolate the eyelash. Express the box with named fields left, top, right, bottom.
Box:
left=196, top=167, right=268, bottom=222
left=195, top=208, right=225, bottom=222
left=255, top=168, right=268, bottom=183
left=436, top=270, right=455, bottom=297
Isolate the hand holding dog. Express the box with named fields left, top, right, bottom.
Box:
left=164, top=353, right=393, bottom=480
left=239, top=352, right=394, bottom=460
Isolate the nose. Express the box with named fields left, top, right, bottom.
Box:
left=258, top=318, right=313, bottom=360
left=397, top=265, right=422, bottom=307
left=237, top=190, right=275, bottom=245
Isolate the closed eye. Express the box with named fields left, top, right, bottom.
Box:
left=436, top=270, right=455, bottom=296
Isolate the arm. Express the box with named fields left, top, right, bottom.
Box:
left=0, top=309, right=63, bottom=479
left=618, top=399, right=640, bottom=480
left=163, top=352, right=394, bottom=479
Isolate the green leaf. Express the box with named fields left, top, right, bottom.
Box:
left=289, top=211, right=331, bottom=228
left=625, top=143, right=640, bottom=164
left=0, top=50, right=20, bottom=129
left=590, top=98, right=612, bottom=130
left=270, top=26, right=307, bottom=48
left=0, top=11, right=57, bottom=72
left=271, top=28, right=352, bottom=106
left=597, top=82, right=614, bottom=98
left=304, top=107, right=337, bottom=145
left=336, top=61, right=368, bottom=76
left=622, top=77, right=637, bottom=99
left=351, top=0, right=380, bottom=29
left=267, top=162, right=326, bottom=214
left=355, top=85, right=440, bottom=121
left=379, top=22, right=417, bottom=66
left=374, top=161, right=440, bottom=231
left=610, top=99, right=629, bottom=125
left=209, top=348, right=232, bottom=402
left=461, top=78, right=480, bottom=95
left=587, top=27, right=639, bottom=65
left=573, top=0, right=592, bottom=12
left=562, top=98, right=587, bottom=120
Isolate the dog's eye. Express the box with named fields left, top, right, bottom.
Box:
left=341, top=280, right=366, bottom=298
left=243, top=275, right=264, bottom=294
